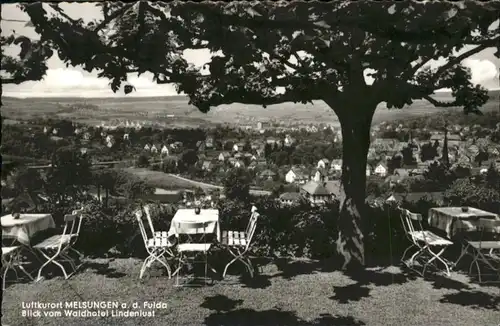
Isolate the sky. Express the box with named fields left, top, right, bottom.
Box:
left=1, top=3, right=499, bottom=98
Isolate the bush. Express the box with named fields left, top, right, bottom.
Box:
left=76, top=200, right=176, bottom=256
left=444, top=178, right=500, bottom=213
left=48, top=185, right=496, bottom=263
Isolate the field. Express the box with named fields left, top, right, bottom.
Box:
left=2, top=91, right=499, bottom=128
left=123, top=168, right=202, bottom=190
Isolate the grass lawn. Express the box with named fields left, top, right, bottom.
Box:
left=123, top=168, right=201, bottom=190
left=2, top=257, right=499, bottom=326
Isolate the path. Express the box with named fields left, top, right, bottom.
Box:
left=165, top=173, right=271, bottom=196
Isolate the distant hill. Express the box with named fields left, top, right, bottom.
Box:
left=2, top=90, right=499, bottom=127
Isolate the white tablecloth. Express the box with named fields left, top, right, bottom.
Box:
left=168, top=209, right=220, bottom=241
left=428, top=207, right=499, bottom=239
left=1, top=214, right=56, bottom=245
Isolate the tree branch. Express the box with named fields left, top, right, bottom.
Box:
left=423, top=95, right=458, bottom=108
left=409, top=57, right=433, bottom=76
left=93, top=4, right=135, bottom=32
left=433, top=39, right=499, bottom=78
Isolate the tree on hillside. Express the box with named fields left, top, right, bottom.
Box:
left=136, top=154, right=150, bottom=168
left=180, top=149, right=199, bottom=171
left=485, top=162, right=500, bottom=192
left=222, top=167, right=251, bottom=201
left=4, top=2, right=499, bottom=268
left=420, top=142, right=438, bottom=162
left=45, top=146, right=92, bottom=206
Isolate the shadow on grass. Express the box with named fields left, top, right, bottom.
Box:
left=330, top=266, right=418, bottom=303
left=272, top=257, right=340, bottom=280
left=439, top=290, right=500, bottom=310
left=204, top=309, right=366, bottom=326
left=330, top=283, right=371, bottom=303
left=201, top=295, right=243, bottom=312
left=82, top=261, right=127, bottom=278
left=428, top=273, right=471, bottom=291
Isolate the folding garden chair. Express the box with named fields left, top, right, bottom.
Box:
left=33, top=212, right=85, bottom=281
left=398, top=208, right=453, bottom=276
left=466, top=226, right=500, bottom=283
left=2, top=246, right=34, bottom=289
left=67, top=207, right=85, bottom=261
left=221, top=211, right=260, bottom=279
left=171, top=220, right=213, bottom=286
left=135, top=209, right=173, bottom=279
left=142, top=204, right=176, bottom=269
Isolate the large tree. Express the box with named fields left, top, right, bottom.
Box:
left=3, top=1, right=499, bottom=268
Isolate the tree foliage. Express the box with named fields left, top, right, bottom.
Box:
left=222, top=167, right=252, bottom=201
left=5, top=2, right=497, bottom=114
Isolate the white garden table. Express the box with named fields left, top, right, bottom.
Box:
left=1, top=214, right=56, bottom=246
left=168, top=209, right=220, bottom=241
left=428, top=207, right=500, bottom=268
left=1, top=213, right=55, bottom=284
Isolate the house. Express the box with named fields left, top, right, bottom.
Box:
left=144, top=144, right=150, bottom=151
left=410, top=169, right=425, bottom=176
left=201, top=160, right=213, bottom=171
left=234, top=160, right=245, bottom=168
left=266, top=138, right=277, bottom=144
left=312, top=168, right=328, bottom=182
left=161, top=145, right=169, bottom=155
left=448, top=134, right=462, bottom=147
left=279, top=192, right=302, bottom=205
left=285, top=169, right=297, bottom=183
left=385, top=175, right=405, bottom=188
left=300, top=181, right=331, bottom=204
left=52, top=128, right=59, bottom=135
left=285, top=168, right=307, bottom=184
left=123, top=133, right=130, bottom=140
left=300, top=180, right=341, bottom=205
left=105, top=135, right=113, bottom=144
left=43, top=127, right=48, bottom=134
left=260, top=169, right=277, bottom=180
left=82, top=132, right=91, bottom=141
left=197, top=141, right=206, bottom=151
left=365, top=165, right=372, bottom=177
left=218, top=152, right=231, bottom=161
left=430, top=134, right=445, bottom=142
left=205, top=136, right=214, bottom=148
left=317, top=158, right=330, bottom=169
left=150, top=145, right=158, bottom=153
left=248, top=161, right=258, bottom=170
left=284, top=135, right=295, bottom=146
left=330, top=159, right=342, bottom=173
left=467, top=144, right=480, bottom=155
left=256, top=159, right=267, bottom=167
left=374, top=162, right=388, bottom=177
left=488, top=146, right=499, bottom=157
left=74, top=128, right=81, bottom=135
left=251, top=142, right=261, bottom=150
left=393, top=168, right=410, bottom=179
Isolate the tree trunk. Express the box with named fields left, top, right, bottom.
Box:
left=335, top=103, right=376, bottom=270
left=105, top=189, right=109, bottom=208
left=97, top=184, right=101, bottom=202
